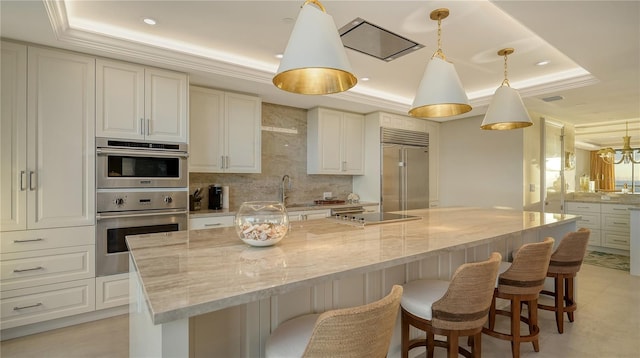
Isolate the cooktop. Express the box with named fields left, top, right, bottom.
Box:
left=331, top=212, right=421, bottom=226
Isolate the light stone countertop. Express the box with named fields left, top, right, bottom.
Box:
left=566, top=192, right=640, bottom=205
left=127, top=207, right=578, bottom=325
left=189, top=202, right=379, bottom=218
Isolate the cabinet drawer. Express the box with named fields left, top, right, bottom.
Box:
left=603, top=232, right=630, bottom=249
left=1, top=245, right=95, bottom=291
left=0, top=226, right=95, bottom=254
left=574, top=213, right=600, bottom=230
left=603, top=214, right=630, bottom=233
left=601, top=203, right=637, bottom=215
left=189, top=216, right=234, bottom=230
left=96, top=273, right=129, bottom=310
left=1, top=278, right=95, bottom=329
left=566, top=202, right=600, bottom=213
left=587, top=229, right=602, bottom=247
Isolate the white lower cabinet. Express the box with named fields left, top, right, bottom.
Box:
left=289, top=210, right=330, bottom=221
left=0, top=226, right=96, bottom=330
left=1, top=245, right=94, bottom=292
left=189, top=216, right=235, bottom=230
left=0, top=278, right=95, bottom=330
left=96, top=273, right=129, bottom=310
left=566, top=201, right=634, bottom=250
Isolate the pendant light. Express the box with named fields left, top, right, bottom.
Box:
left=409, top=8, right=471, bottom=119
left=480, top=48, right=533, bottom=130
left=273, top=0, right=357, bottom=95
left=597, top=122, right=640, bottom=164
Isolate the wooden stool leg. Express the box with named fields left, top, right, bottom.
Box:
left=489, top=290, right=497, bottom=329
left=427, top=332, right=435, bottom=358
left=511, top=297, right=521, bottom=358
left=529, top=298, right=540, bottom=352
left=472, top=332, right=481, bottom=358
left=448, top=331, right=459, bottom=358
left=401, top=312, right=409, bottom=358
left=566, top=277, right=575, bottom=322
left=555, top=276, right=565, bottom=333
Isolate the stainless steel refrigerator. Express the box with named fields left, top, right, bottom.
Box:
left=381, top=128, right=429, bottom=212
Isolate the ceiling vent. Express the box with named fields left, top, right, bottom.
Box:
left=339, top=18, right=424, bottom=62
left=542, top=95, right=565, bottom=102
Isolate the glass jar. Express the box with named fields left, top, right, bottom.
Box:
left=235, top=201, right=289, bottom=247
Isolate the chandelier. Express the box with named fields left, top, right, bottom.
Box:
left=597, top=122, right=640, bottom=164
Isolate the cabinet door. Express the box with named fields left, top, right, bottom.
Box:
left=27, top=47, right=95, bottom=229
left=189, top=86, right=225, bottom=172
left=316, top=109, right=343, bottom=174
left=341, top=113, right=364, bottom=174
left=96, top=59, right=145, bottom=140
left=225, top=93, right=261, bottom=173
left=145, top=67, right=188, bottom=143
left=1, top=42, right=27, bottom=231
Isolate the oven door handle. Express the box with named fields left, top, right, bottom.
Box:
left=96, top=148, right=189, bottom=159
left=96, top=209, right=188, bottom=220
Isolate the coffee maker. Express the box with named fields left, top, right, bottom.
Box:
left=208, top=185, right=223, bottom=210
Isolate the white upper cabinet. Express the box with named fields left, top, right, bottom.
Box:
left=1, top=43, right=95, bottom=231
left=1, top=42, right=27, bottom=231
left=307, top=107, right=364, bottom=175
left=189, top=86, right=261, bottom=173
left=96, top=59, right=188, bottom=143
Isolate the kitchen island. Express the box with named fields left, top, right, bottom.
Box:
left=127, top=207, right=577, bottom=357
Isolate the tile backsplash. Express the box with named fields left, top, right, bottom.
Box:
left=189, top=102, right=353, bottom=210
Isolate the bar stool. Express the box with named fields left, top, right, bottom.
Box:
left=401, top=252, right=502, bottom=358
left=483, top=238, right=554, bottom=358
left=538, top=228, right=590, bottom=333
left=264, top=285, right=402, bottom=358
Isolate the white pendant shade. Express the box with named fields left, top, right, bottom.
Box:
left=409, top=56, right=471, bottom=118
left=481, top=85, right=533, bottom=130
left=273, top=2, right=356, bottom=95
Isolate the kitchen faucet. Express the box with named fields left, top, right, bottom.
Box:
left=281, top=175, right=291, bottom=205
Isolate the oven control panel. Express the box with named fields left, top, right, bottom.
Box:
left=97, top=190, right=187, bottom=212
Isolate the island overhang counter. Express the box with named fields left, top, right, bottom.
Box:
left=127, top=207, right=578, bottom=357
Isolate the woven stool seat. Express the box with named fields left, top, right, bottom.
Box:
left=401, top=252, right=502, bottom=358
left=265, top=285, right=402, bottom=358
left=538, top=228, right=590, bottom=333
left=483, top=238, right=554, bottom=358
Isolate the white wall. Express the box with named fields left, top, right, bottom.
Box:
left=439, top=115, right=524, bottom=209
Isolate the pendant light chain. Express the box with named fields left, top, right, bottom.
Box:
left=503, top=51, right=511, bottom=87
left=432, top=10, right=447, bottom=61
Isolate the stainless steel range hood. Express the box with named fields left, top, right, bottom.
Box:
left=339, top=18, right=424, bottom=62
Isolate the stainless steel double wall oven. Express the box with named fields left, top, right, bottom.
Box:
left=96, top=138, right=188, bottom=276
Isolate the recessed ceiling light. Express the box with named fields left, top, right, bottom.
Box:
left=143, top=18, right=157, bottom=26
left=536, top=60, right=550, bottom=66
left=360, top=77, right=370, bottom=82
left=275, top=53, right=284, bottom=59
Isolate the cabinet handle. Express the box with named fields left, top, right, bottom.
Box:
left=612, top=239, right=627, bottom=243
left=204, top=223, right=222, bottom=227
left=13, top=266, right=44, bottom=273
left=13, top=238, right=44, bottom=243
left=140, top=118, right=144, bottom=135
left=146, top=118, right=151, bottom=136
left=29, top=171, right=36, bottom=191
left=226, top=156, right=230, bottom=169
left=342, top=161, right=346, bottom=172
left=19, top=171, right=26, bottom=191
left=13, top=302, right=43, bottom=311
left=612, top=222, right=627, bottom=225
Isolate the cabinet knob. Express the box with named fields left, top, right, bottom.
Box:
left=164, top=196, right=173, bottom=204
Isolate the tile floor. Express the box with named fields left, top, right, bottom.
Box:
left=1, top=263, right=638, bottom=357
